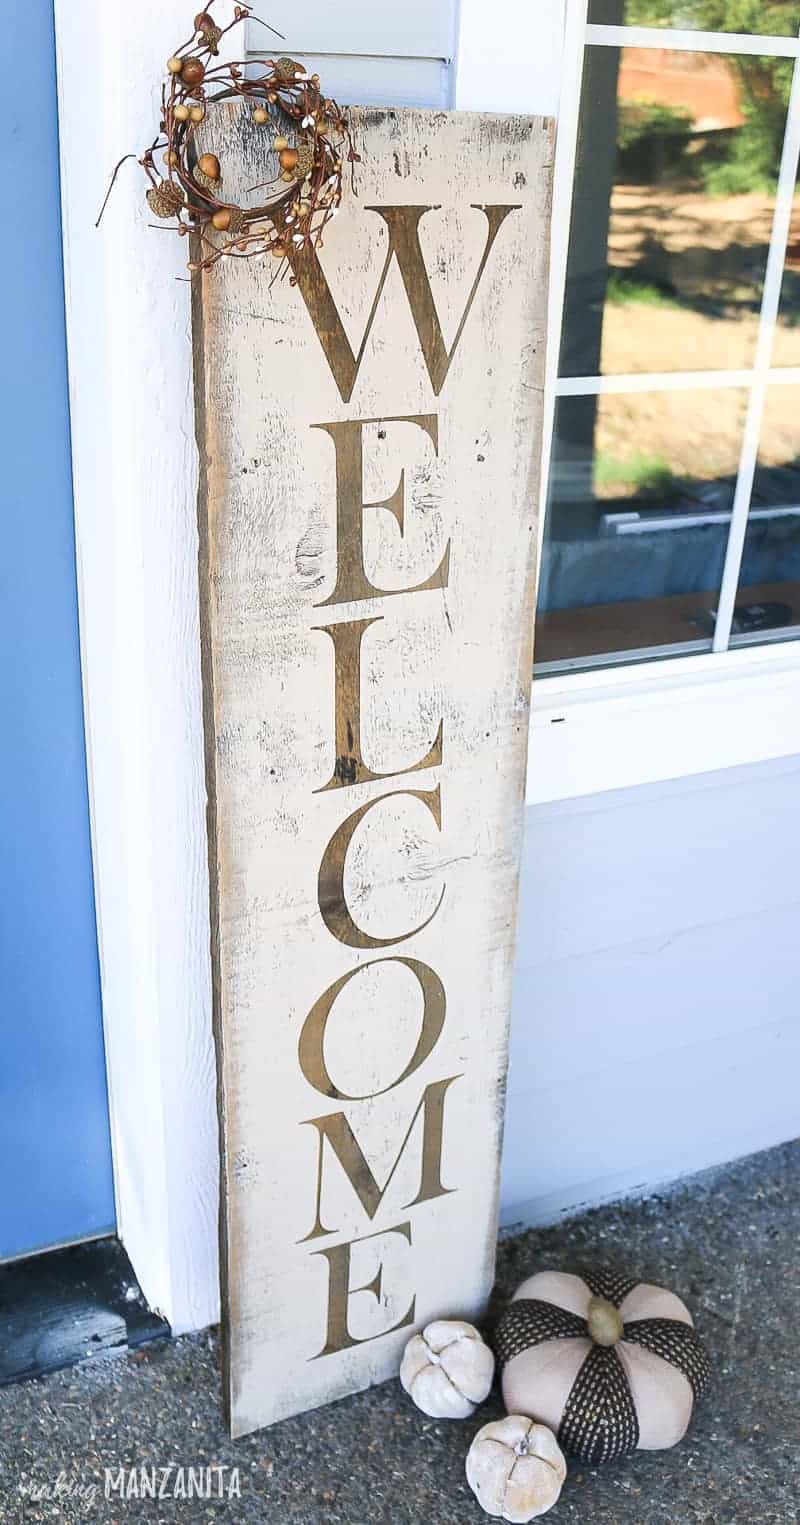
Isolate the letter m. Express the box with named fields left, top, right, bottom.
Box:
left=300, top=1075, right=461, bottom=1241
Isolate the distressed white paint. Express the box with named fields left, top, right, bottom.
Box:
left=194, top=105, right=551, bottom=1433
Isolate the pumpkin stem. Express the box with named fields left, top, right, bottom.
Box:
left=587, top=1296, right=624, bottom=1347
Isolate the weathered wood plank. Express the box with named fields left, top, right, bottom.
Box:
left=193, top=104, right=553, bottom=1437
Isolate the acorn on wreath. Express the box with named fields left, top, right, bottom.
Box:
left=147, top=182, right=186, bottom=219
left=494, top=1270, right=711, bottom=1466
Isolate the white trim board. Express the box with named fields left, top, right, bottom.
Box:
left=528, top=642, right=800, bottom=803
left=54, top=0, right=220, bottom=1334
left=455, top=0, right=566, bottom=116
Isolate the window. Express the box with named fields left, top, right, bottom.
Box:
left=538, top=0, right=800, bottom=673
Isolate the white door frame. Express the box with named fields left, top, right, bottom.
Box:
left=54, top=0, right=219, bottom=1333
left=54, top=0, right=800, bottom=1335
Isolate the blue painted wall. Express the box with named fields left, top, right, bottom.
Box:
left=0, top=2, right=115, bottom=1258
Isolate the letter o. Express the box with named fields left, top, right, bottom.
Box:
left=299, top=956, right=446, bottom=1101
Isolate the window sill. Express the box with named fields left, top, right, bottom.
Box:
left=527, top=639, right=800, bottom=804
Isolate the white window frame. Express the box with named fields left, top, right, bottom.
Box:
left=54, top=0, right=800, bottom=1334
left=534, top=0, right=800, bottom=800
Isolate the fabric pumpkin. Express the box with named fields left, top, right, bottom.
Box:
left=494, top=1270, right=711, bottom=1465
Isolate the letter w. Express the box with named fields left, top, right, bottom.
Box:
left=289, top=206, right=519, bottom=402
left=300, top=1075, right=461, bottom=1241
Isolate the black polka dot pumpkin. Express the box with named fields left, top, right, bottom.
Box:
left=494, top=1270, right=711, bottom=1466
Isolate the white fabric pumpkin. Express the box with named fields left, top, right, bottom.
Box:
left=466, top=1415, right=567, bottom=1522
left=400, top=1320, right=495, bottom=1419
left=495, top=1270, right=710, bottom=1465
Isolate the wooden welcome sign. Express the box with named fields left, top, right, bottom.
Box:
left=193, top=105, right=552, bottom=1436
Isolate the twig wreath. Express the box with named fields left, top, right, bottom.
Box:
left=99, top=1, right=359, bottom=277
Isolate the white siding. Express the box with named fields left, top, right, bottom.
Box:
left=246, top=2, right=457, bottom=108
left=502, top=756, right=800, bottom=1227
left=248, top=0, right=455, bottom=57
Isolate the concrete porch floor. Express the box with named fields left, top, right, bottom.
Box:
left=2, top=1139, right=797, bottom=1524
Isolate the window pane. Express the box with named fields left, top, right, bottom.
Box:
left=732, top=386, right=800, bottom=642
left=536, top=389, right=748, bottom=669
left=773, top=181, right=800, bottom=364
left=588, top=0, right=800, bottom=34
left=560, top=46, right=789, bottom=376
